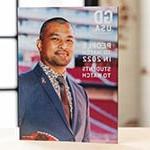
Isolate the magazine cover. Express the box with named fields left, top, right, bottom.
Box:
left=18, top=7, right=118, bottom=143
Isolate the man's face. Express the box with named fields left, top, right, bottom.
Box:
left=37, top=22, right=75, bottom=68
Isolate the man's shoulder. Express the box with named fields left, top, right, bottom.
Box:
left=67, top=75, right=89, bottom=105
left=19, top=68, right=40, bottom=94
left=67, top=75, right=86, bottom=93
left=19, top=70, right=34, bottom=81
left=19, top=65, right=39, bottom=87
left=19, top=64, right=39, bottom=81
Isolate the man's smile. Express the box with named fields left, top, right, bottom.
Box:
left=55, top=50, right=69, bottom=57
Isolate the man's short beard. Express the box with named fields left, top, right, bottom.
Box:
left=43, top=55, right=71, bottom=67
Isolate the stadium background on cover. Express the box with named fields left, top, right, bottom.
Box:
left=18, top=7, right=118, bottom=143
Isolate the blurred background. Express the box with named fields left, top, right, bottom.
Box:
left=97, top=0, right=149, bottom=128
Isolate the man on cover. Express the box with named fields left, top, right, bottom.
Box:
left=19, top=17, right=90, bottom=142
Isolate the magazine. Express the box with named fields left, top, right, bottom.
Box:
left=18, top=7, right=118, bottom=143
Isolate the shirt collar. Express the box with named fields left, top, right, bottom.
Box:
left=39, top=61, right=66, bottom=79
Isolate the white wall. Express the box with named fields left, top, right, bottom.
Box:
left=0, top=39, right=17, bottom=89
left=0, top=91, right=17, bottom=128
left=0, top=0, right=16, bottom=36
left=0, top=0, right=17, bottom=128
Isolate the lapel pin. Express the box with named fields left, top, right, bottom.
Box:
left=41, top=77, right=46, bottom=84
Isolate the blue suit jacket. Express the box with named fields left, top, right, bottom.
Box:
left=19, top=63, right=90, bottom=142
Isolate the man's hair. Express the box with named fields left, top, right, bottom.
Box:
left=39, top=17, right=70, bottom=40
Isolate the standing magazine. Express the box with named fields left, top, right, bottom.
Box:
left=18, top=7, right=118, bottom=143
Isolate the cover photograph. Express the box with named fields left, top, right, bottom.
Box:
left=18, top=7, right=118, bottom=143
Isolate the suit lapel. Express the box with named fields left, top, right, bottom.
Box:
left=33, top=64, right=72, bottom=131
left=67, top=76, right=78, bottom=133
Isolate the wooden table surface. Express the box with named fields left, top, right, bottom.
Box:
left=0, top=127, right=150, bottom=150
